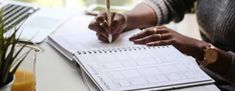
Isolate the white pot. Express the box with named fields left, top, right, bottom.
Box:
left=0, top=76, right=15, bottom=91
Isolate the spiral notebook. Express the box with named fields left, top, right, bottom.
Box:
left=48, top=29, right=214, bottom=90
left=74, top=46, right=214, bottom=91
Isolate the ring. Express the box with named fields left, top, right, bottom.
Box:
left=158, top=34, right=162, bottom=40
left=153, top=27, right=157, bottom=34
left=99, top=22, right=104, bottom=26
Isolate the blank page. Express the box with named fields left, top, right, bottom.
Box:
left=49, top=29, right=142, bottom=54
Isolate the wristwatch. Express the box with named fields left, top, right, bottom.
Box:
left=202, top=44, right=218, bottom=66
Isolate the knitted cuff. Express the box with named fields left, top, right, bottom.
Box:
left=228, top=51, right=235, bottom=65
left=143, top=0, right=169, bottom=25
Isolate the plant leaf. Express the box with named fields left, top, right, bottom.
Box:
left=0, top=8, right=4, bottom=77
left=10, top=49, right=32, bottom=75
left=0, top=19, right=22, bottom=85
left=1, top=26, right=17, bottom=75
left=12, top=44, right=27, bottom=62
left=0, top=35, right=17, bottom=85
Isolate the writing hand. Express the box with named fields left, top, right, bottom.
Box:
left=88, top=12, right=127, bottom=43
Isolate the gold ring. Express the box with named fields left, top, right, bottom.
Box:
left=153, top=27, right=157, bottom=34
left=99, top=22, right=104, bottom=26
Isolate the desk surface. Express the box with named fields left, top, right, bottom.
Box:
left=36, top=12, right=220, bottom=91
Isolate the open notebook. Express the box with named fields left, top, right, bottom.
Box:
left=48, top=29, right=214, bottom=90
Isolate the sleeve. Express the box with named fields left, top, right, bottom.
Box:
left=224, top=51, right=235, bottom=84
left=143, top=0, right=196, bottom=25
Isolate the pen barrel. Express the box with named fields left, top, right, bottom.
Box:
left=105, top=0, right=112, bottom=43
left=105, top=0, right=111, bottom=26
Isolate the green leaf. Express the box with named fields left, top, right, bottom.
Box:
left=1, top=26, right=18, bottom=80
left=4, top=26, right=18, bottom=66
left=0, top=8, right=4, bottom=76
left=0, top=44, right=15, bottom=85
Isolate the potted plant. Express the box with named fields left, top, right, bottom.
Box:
left=0, top=6, right=38, bottom=91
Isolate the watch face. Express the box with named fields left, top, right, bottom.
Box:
left=205, top=48, right=218, bottom=64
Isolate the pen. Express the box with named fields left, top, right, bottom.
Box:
left=105, top=0, right=112, bottom=43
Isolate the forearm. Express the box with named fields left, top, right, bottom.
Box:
left=124, top=3, right=157, bottom=31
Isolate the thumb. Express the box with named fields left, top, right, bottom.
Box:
left=110, top=20, right=120, bottom=34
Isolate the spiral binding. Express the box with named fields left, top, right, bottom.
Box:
left=77, top=46, right=169, bottom=55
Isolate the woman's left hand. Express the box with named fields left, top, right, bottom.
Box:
left=129, top=26, right=209, bottom=60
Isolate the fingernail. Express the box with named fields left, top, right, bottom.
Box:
left=130, top=34, right=137, bottom=38
left=129, top=36, right=135, bottom=41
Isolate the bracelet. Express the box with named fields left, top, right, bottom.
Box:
left=202, top=43, right=218, bottom=66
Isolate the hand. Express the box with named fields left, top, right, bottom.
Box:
left=129, top=26, right=208, bottom=60
left=88, top=12, right=127, bottom=43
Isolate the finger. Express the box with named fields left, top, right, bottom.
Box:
left=146, top=39, right=174, bottom=46
left=89, top=12, right=107, bottom=30
left=96, top=13, right=116, bottom=34
left=129, top=29, right=154, bottom=41
left=157, top=25, right=167, bottom=29
left=97, top=12, right=115, bottom=22
left=143, top=26, right=165, bottom=31
left=97, top=33, right=109, bottom=43
left=102, top=12, right=116, bottom=22
left=89, top=15, right=111, bottom=37
left=97, top=32, right=120, bottom=43
left=88, top=19, right=98, bottom=30
left=96, top=32, right=108, bottom=39
left=110, top=13, right=126, bottom=35
left=129, top=29, right=169, bottom=42
left=110, top=33, right=120, bottom=42
left=92, top=13, right=107, bottom=27
left=89, top=22, right=108, bottom=37
left=96, top=12, right=115, bottom=22
left=88, top=16, right=104, bottom=30
left=129, top=27, right=170, bottom=41
left=111, top=13, right=116, bottom=21
left=96, top=12, right=107, bottom=21
left=110, top=20, right=122, bottom=34
left=132, top=33, right=170, bottom=44
left=100, top=21, right=109, bottom=31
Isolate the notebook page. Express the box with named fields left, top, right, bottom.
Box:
left=49, top=29, right=142, bottom=54
left=74, top=46, right=213, bottom=91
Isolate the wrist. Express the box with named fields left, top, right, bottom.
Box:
left=121, top=13, right=128, bottom=30
left=194, top=41, right=210, bottom=61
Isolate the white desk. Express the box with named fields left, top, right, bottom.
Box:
left=36, top=12, right=220, bottom=91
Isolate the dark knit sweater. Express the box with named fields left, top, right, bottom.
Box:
left=144, top=0, right=235, bottom=84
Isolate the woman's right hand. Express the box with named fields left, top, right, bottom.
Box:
left=88, top=12, right=127, bottom=43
